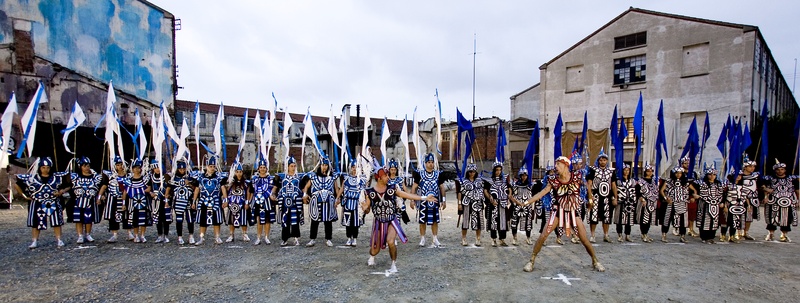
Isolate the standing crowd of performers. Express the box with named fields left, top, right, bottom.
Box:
left=14, top=148, right=798, bottom=273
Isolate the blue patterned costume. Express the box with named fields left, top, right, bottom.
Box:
left=250, top=174, right=276, bottom=224
left=194, top=172, right=227, bottom=227
left=226, top=177, right=252, bottom=227
left=414, top=169, right=443, bottom=225
left=341, top=174, right=366, bottom=227
left=17, top=172, right=68, bottom=230
left=169, top=172, right=195, bottom=225
left=69, top=172, right=106, bottom=224
left=275, top=173, right=305, bottom=227
left=102, top=171, right=127, bottom=230
left=123, top=174, right=152, bottom=227
left=308, top=172, right=338, bottom=222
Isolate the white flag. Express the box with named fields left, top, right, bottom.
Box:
left=254, top=110, right=263, bottom=156
left=212, top=103, right=225, bottom=158
left=152, top=110, right=164, bottom=178
left=62, top=101, right=86, bottom=154
left=282, top=107, right=292, bottom=172
left=400, top=115, right=410, bottom=175
left=301, top=107, right=320, bottom=171
left=193, top=101, right=201, bottom=169
left=0, top=93, right=18, bottom=168
left=236, top=109, right=248, bottom=162
left=339, top=109, right=349, bottom=171
left=380, top=117, right=390, bottom=165
left=171, top=117, right=190, bottom=176
left=134, top=108, right=147, bottom=161
left=328, top=106, right=339, bottom=148
left=361, top=105, right=371, bottom=159
left=18, top=82, right=48, bottom=158
left=412, top=107, right=422, bottom=170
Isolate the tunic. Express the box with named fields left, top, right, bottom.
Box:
left=663, top=179, right=690, bottom=228
left=340, top=174, right=366, bottom=227
left=587, top=166, right=616, bottom=224
left=250, top=174, right=276, bottom=225
left=413, top=169, right=444, bottom=225
left=636, top=177, right=659, bottom=225
left=17, top=172, right=68, bottom=230
left=308, top=172, right=338, bottom=222
left=102, top=171, right=127, bottom=227
left=122, top=175, right=152, bottom=227
left=546, top=171, right=584, bottom=237
left=149, top=173, right=171, bottom=223
left=226, top=177, right=252, bottom=227
left=725, top=181, right=746, bottom=231
left=739, top=172, right=760, bottom=222
left=457, top=177, right=485, bottom=231
left=194, top=172, right=227, bottom=227
left=168, top=172, right=195, bottom=224
left=273, top=173, right=305, bottom=227
left=69, top=172, right=107, bottom=224
left=485, top=174, right=511, bottom=232
left=614, top=177, right=638, bottom=226
left=511, top=180, right=534, bottom=232
left=695, top=180, right=725, bottom=231
left=367, top=184, right=408, bottom=250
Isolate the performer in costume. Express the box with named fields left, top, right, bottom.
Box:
left=387, top=159, right=410, bottom=225
left=614, top=164, right=638, bottom=242
left=679, top=157, right=701, bottom=237
left=102, top=156, right=131, bottom=242
left=636, top=162, right=659, bottom=243
left=692, top=164, right=725, bottom=244
left=586, top=150, right=617, bottom=243
left=122, top=159, right=152, bottom=243
left=524, top=156, right=605, bottom=272
left=225, top=162, right=252, bottom=243
left=457, top=162, right=484, bottom=246
left=738, top=158, right=760, bottom=240
left=271, top=156, right=305, bottom=246
left=484, top=161, right=513, bottom=247
left=15, top=157, right=70, bottom=249
left=250, top=156, right=276, bottom=245
left=510, top=168, right=535, bottom=246
left=364, top=167, right=438, bottom=273
left=149, top=160, right=172, bottom=244
left=166, top=159, right=196, bottom=245
left=761, top=159, right=798, bottom=242
left=569, top=153, right=589, bottom=244
left=409, top=153, right=446, bottom=247
left=192, top=156, right=228, bottom=245
left=535, top=164, right=561, bottom=245
left=723, top=169, right=746, bottom=243
left=303, top=154, right=339, bottom=247
left=660, top=166, right=692, bottom=243
left=339, top=159, right=367, bottom=246
left=68, top=156, right=108, bottom=244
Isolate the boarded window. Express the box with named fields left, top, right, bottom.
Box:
left=566, top=65, right=584, bottom=92
left=614, top=32, right=647, bottom=50
left=613, top=55, right=646, bottom=85
left=682, top=43, right=709, bottom=77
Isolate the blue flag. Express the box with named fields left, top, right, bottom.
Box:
left=523, top=121, right=540, bottom=178
left=716, top=114, right=730, bottom=160
left=554, top=110, right=563, bottom=159
left=496, top=120, right=507, bottom=163
left=681, top=117, right=700, bottom=176
left=579, top=111, right=588, bottom=155
left=610, top=105, right=618, bottom=146
left=698, top=112, right=711, bottom=165
left=633, top=93, right=643, bottom=178
left=456, top=109, right=476, bottom=179
left=655, top=100, right=668, bottom=178
left=616, top=116, right=628, bottom=180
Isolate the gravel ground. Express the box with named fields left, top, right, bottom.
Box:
left=1, top=192, right=798, bottom=303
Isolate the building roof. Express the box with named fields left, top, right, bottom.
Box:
left=510, top=83, right=539, bottom=100
left=539, top=7, right=757, bottom=69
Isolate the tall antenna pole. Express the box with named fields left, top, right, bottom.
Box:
left=793, top=58, right=797, bottom=96
left=472, top=33, right=477, bottom=121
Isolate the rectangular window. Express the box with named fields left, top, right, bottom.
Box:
left=614, top=32, right=647, bottom=50
left=613, top=55, right=646, bottom=85
left=566, top=65, right=584, bottom=92
left=194, top=113, right=206, bottom=128
left=618, top=117, right=641, bottom=143
left=682, top=42, right=709, bottom=77
left=175, top=111, right=184, bottom=127
left=243, top=117, right=254, bottom=132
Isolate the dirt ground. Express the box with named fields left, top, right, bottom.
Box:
left=0, top=191, right=798, bottom=303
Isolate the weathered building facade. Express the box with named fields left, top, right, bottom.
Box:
left=511, top=7, right=797, bottom=176
left=0, top=0, right=177, bottom=169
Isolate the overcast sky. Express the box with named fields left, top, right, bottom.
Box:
left=154, top=0, right=800, bottom=122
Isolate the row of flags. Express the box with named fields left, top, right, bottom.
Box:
left=0, top=83, right=450, bottom=177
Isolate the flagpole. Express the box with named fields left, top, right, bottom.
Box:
left=46, top=99, right=60, bottom=171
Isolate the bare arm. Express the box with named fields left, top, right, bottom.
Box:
left=530, top=183, right=553, bottom=202
left=396, top=187, right=437, bottom=202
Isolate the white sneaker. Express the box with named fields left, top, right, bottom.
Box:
left=254, top=238, right=261, bottom=245
left=225, top=236, right=234, bottom=243
left=195, top=238, right=204, bottom=246
left=85, top=235, right=95, bottom=243
left=432, top=237, right=441, bottom=247
left=351, top=239, right=357, bottom=246
left=28, top=240, right=38, bottom=249
left=178, top=237, right=185, bottom=245
left=155, top=236, right=164, bottom=243
left=326, top=240, right=333, bottom=247
left=214, top=238, right=223, bottom=244
left=306, top=239, right=316, bottom=247
left=127, top=232, right=135, bottom=241
left=264, top=238, right=271, bottom=245
left=134, top=236, right=141, bottom=243
left=243, top=234, right=251, bottom=242
left=189, top=235, right=196, bottom=244
left=367, top=256, right=376, bottom=266
left=388, top=262, right=398, bottom=273
left=346, top=238, right=353, bottom=246
left=280, top=241, right=288, bottom=247
left=57, top=239, right=65, bottom=247
left=107, top=235, right=118, bottom=243
left=419, top=236, right=426, bottom=247
left=141, top=236, right=147, bottom=243
left=163, top=237, right=169, bottom=243
left=294, top=238, right=300, bottom=246
left=76, top=236, right=85, bottom=244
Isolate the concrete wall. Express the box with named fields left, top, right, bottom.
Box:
left=0, top=0, right=175, bottom=106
